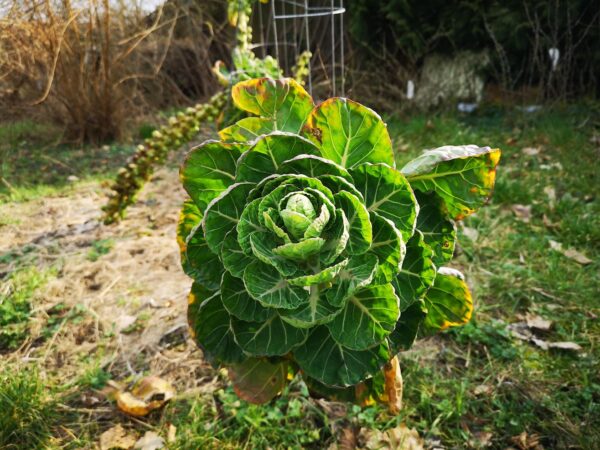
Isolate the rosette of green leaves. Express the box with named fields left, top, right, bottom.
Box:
left=177, top=78, right=501, bottom=403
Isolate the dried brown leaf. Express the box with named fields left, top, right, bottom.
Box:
left=511, top=204, right=532, bottom=223
left=115, top=376, right=175, bottom=417
left=100, top=424, right=137, bottom=450
left=134, top=431, right=165, bottom=450
left=525, top=315, right=552, bottom=331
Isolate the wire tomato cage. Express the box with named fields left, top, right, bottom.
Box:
left=252, top=0, right=346, bottom=98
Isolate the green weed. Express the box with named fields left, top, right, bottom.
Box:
left=0, top=368, right=59, bottom=450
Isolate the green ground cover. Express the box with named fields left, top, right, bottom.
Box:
left=0, top=104, right=598, bottom=449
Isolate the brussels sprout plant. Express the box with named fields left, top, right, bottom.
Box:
left=177, top=77, right=501, bottom=408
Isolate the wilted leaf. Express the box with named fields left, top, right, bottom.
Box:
left=228, top=358, right=288, bottom=404
left=358, top=424, right=424, bottom=450
left=549, top=240, right=592, bottom=265
left=525, top=314, right=552, bottom=331
left=547, top=341, right=582, bottom=352
left=167, top=425, right=177, bottom=444
left=401, top=145, right=501, bottom=220
left=511, top=204, right=532, bottom=222
left=462, top=226, right=479, bottom=242
left=469, top=431, right=493, bottom=448
left=521, top=147, right=540, bottom=156
left=474, top=384, right=493, bottom=396
left=543, top=186, right=556, bottom=208
left=134, top=431, right=164, bottom=450
left=511, top=431, right=541, bottom=450
left=115, top=376, right=176, bottom=417
left=100, top=424, right=137, bottom=450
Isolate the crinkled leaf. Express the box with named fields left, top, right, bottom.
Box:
left=278, top=154, right=351, bottom=180
left=350, top=163, right=418, bottom=242
left=236, top=132, right=318, bottom=183
left=203, top=183, right=255, bottom=254
left=237, top=198, right=266, bottom=255
left=318, top=175, right=365, bottom=202
left=401, top=145, right=501, bottom=220
left=288, top=259, right=349, bottom=287
left=388, top=300, right=426, bottom=353
left=328, top=284, right=400, bottom=351
left=243, top=260, right=309, bottom=309
left=229, top=358, right=288, bottom=404
left=370, top=213, right=405, bottom=283
left=221, top=230, right=254, bottom=277
left=303, top=204, right=331, bottom=239
left=334, top=191, right=372, bottom=255
left=280, top=286, right=342, bottom=328
left=188, top=284, right=244, bottom=365
left=232, top=313, right=307, bottom=356
left=273, top=237, right=326, bottom=262
left=392, top=230, right=436, bottom=311
left=319, top=209, right=350, bottom=265
left=221, top=271, right=270, bottom=322
left=423, top=267, right=473, bottom=333
left=415, top=191, right=456, bottom=265
left=303, top=98, right=394, bottom=168
left=219, top=117, right=274, bottom=143
left=232, top=78, right=314, bottom=132
left=326, top=253, right=378, bottom=307
left=249, top=232, right=298, bottom=276
left=181, top=141, right=244, bottom=212
left=294, top=326, right=391, bottom=387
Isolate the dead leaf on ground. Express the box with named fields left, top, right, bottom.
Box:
left=543, top=186, right=556, bottom=208
left=358, top=425, right=424, bottom=450
left=468, top=431, right=493, bottom=448
left=462, top=226, right=479, bottom=242
left=115, top=376, right=176, bottom=417
left=474, top=384, right=493, bottom=396
left=100, top=424, right=137, bottom=450
left=167, top=424, right=177, bottom=444
left=549, top=240, right=592, bottom=265
left=511, top=431, right=542, bottom=450
left=525, top=314, right=552, bottom=331
left=134, top=431, right=165, bottom=450
left=511, top=204, right=532, bottom=223
left=522, top=147, right=540, bottom=156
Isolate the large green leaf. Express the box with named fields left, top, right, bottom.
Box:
left=318, top=175, right=365, bottom=202
left=229, top=358, right=288, bottom=404
left=184, top=222, right=222, bottom=290
left=272, top=237, right=326, bottom=262
left=181, top=141, right=244, bottom=212
left=326, top=253, right=379, bottom=307
left=231, top=78, right=314, bottom=132
left=392, top=230, right=436, bottom=311
left=188, top=283, right=244, bottom=365
left=203, top=183, right=255, bottom=255
left=221, top=230, right=253, bottom=277
left=369, top=213, right=405, bottom=283
left=401, top=145, right=501, bottom=220
left=303, top=98, right=394, bottom=168
left=280, top=286, right=342, bottom=328
left=415, top=192, right=456, bottom=265
left=334, top=191, right=372, bottom=255
left=350, top=163, right=418, bottom=242
left=294, top=326, right=391, bottom=387
left=328, top=284, right=400, bottom=351
left=319, top=209, right=350, bottom=265
left=236, top=132, right=319, bottom=183
left=237, top=198, right=266, bottom=255
left=232, top=313, right=308, bottom=356
left=221, top=271, right=270, bottom=322
left=219, top=117, right=274, bottom=143
left=278, top=154, right=351, bottom=180
left=177, top=199, right=202, bottom=279
left=423, top=267, right=473, bottom=333
left=388, top=300, right=426, bottom=353
left=243, top=260, right=309, bottom=309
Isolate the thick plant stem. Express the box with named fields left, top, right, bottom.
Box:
left=384, top=356, right=403, bottom=414
left=102, top=91, right=226, bottom=224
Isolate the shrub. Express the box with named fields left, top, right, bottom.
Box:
left=177, top=77, right=500, bottom=406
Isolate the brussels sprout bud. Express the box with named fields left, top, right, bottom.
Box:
left=280, top=193, right=316, bottom=239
